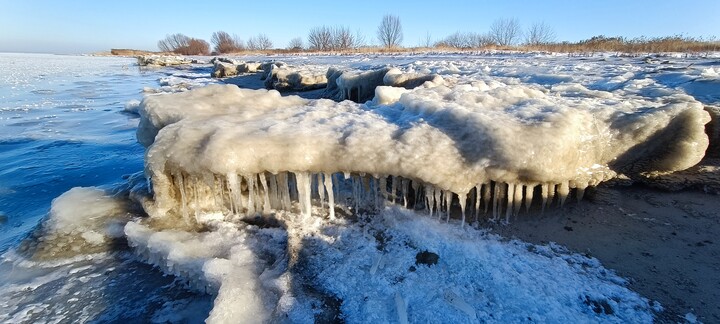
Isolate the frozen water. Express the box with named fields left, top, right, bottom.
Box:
left=2, top=52, right=719, bottom=323
left=138, top=73, right=709, bottom=222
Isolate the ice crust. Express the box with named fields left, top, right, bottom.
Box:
left=138, top=79, right=709, bottom=222
left=123, top=207, right=660, bottom=323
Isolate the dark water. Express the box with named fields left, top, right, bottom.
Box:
left=0, top=53, right=212, bottom=322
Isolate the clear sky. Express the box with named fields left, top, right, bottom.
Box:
left=1, top=0, right=718, bottom=53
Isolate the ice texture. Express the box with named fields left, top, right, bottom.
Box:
left=123, top=207, right=660, bottom=323
left=136, top=84, right=307, bottom=147
left=137, top=80, right=709, bottom=221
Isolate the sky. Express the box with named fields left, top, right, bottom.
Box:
left=0, top=0, right=718, bottom=54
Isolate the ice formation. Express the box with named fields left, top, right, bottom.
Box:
left=325, top=66, right=446, bottom=102
left=16, top=187, right=131, bottom=259
left=325, top=67, right=391, bottom=102
left=136, top=55, right=191, bottom=67
left=211, top=60, right=262, bottom=78
left=383, top=67, right=445, bottom=89
left=121, top=206, right=661, bottom=323
left=263, top=66, right=328, bottom=91
left=137, top=80, right=709, bottom=224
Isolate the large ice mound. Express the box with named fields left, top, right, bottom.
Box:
left=137, top=81, right=709, bottom=223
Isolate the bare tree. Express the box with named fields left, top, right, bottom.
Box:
left=158, top=33, right=190, bottom=52
left=377, top=14, right=403, bottom=48
left=489, top=18, right=522, bottom=46
left=332, top=26, right=356, bottom=51
left=308, top=26, right=333, bottom=51
left=287, top=37, right=304, bottom=51
left=211, top=31, right=244, bottom=54
left=354, top=30, right=367, bottom=49
left=524, top=22, right=556, bottom=46
left=247, top=34, right=273, bottom=51
left=157, top=33, right=209, bottom=55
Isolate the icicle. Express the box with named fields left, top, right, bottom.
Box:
left=434, top=188, right=442, bottom=219
left=317, top=173, right=325, bottom=210
left=268, top=174, right=279, bottom=209
left=558, top=181, right=570, bottom=207
left=524, top=184, right=534, bottom=213
left=548, top=183, right=556, bottom=208
left=576, top=182, right=588, bottom=202
left=324, top=173, right=335, bottom=219
left=482, top=183, right=491, bottom=214
left=458, top=193, right=467, bottom=228
left=192, top=177, right=200, bottom=222
left=295, top=172, right=312, bottom=217
left=513, top=183, right=523, bottom=218
left=444, top=190, right=452, bottom=223
left=258, top=173, right=271, bottom=214
left=505, top=183, right=515, bottom=223
left=352, top=175, right=360, bottom=212
left=379, top=177, right=388, bottom=201
left=390, top=176, right=398, bottom=203
left=474, top=185, right=481, bottom=222
left=492, top=182, right=500, bottom=221
left=277, top=172, right=291, bottom=211
left=245, top=175, right=256, bottom=215
left=362, top=176, right=370, bottom=194
left=225, top=178, right=235, bottom=215
left=425, top=185, right=435, bottom=217
left=540, top=183, right=549, bottom=212
left=227, top=173, right=243, bottom=213
left=401, top=178, right=410, bottom=208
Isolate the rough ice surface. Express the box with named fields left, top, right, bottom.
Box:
left=137, top=77, right=709, bottom=222
left=136, top=84, right=307, bottom=147
left=123, top=207, right=660, bottom=323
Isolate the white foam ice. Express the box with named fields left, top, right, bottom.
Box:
left=122, top=206, right=661, bottom=323
left=137, top=79, right=709, bottom=222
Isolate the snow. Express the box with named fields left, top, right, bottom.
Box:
left=123, top=206, right=660, bottom=323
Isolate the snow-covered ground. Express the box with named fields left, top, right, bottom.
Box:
left=1, top=52, right=718, bottom=323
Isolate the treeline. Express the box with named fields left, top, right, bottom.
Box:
left=155, top=15, right=719, bottom=55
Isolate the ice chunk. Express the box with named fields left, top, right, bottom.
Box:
left=383, top=67, right=445, bottom=89
left=16, top=187, right=131, bottom=259
left=137, top=55, right=191, bottom=67
left=139, top=82, right=710, bottom=220
left=326, top=67, right=391, bottom=102
left=264, top=66, right=327, bottom=92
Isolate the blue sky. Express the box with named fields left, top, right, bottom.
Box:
left=1, top=0, right=718, bottom=53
